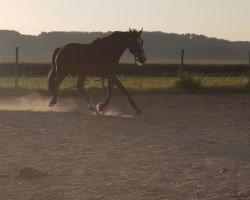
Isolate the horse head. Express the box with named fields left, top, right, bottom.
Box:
left=128, top=28, right=147, bottom=65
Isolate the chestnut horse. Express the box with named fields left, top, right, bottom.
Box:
left=47, top=29, right=147, bottom=115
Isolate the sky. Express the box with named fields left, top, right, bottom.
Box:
left=0, top=0, right=250, bottom=41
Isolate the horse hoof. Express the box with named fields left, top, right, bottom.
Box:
left=135, top=108, right=142, bottom=115
left=49, top=101, right=57, bottom=107
left=49, top=103, right=54, bottom=107
left=96, top=103, right=105, bottom=112
left=88, top=104, right=97, bottom=112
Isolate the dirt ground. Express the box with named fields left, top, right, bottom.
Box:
left=0, top=93, right=249, bottom=200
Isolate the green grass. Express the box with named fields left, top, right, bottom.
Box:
left=0, top=76, right=249, bottom=95
left=0, top=77, right=177, bottom=91
left=119, top=77, right=177, bottom=92
left=202, top=76, right=248, bottom=89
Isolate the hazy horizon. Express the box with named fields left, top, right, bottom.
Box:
left=1, top=29, right=249, bottom=43
left=1, top=0, right=250, bottom=42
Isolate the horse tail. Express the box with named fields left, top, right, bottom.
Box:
left=47, top=47, right=60, bottom=92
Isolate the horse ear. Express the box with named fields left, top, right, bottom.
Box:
left=139, top=28, right=143, bottom=35
left=129, top=28, right=132, bottom=33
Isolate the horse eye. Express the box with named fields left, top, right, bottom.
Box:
left=136, top=38, right=142, bottom=43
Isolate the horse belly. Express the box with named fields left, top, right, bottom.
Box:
left=70, top=53, right=113, bottom=76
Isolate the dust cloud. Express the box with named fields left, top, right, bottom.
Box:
left=0, top=95, right=78, bottom=112
left=102, top=108, right=134, bottom=118
left=0, top=95, right=134, bottom=117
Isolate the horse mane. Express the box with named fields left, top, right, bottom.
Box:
left=91, top=31, right=128, bottom=45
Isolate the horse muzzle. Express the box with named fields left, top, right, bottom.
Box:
left=136, top=52, right=147, bottom=65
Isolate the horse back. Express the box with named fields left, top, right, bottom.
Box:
left=55, top=43, right=116, bottom=76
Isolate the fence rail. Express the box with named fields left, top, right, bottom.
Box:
left=0, top=48, right=250, bottom=87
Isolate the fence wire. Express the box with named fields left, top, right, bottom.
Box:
left=0, top=48, right=250, bottom=79
left=1, top=48, right=249, bottom=64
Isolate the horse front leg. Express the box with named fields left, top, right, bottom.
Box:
left=113, top=76, right=142, bottom=115
left=76, top=75, right=96, bottom=112
left=96, top=77, right=113, bottom=112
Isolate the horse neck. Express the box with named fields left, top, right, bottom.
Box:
left=92, top=32, right=130, bottom=62
left=111, top=32, right=130, bottom=59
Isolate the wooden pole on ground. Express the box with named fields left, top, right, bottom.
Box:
left=15, top=47, right=19, bottom=88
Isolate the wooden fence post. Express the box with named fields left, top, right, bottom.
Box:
left=180, top=49, right=184, bottom=73
left=15, top=47, right=19, bottom=88
left=249, top=50, right=250, bottom=66
left=248, top=50, right=250, bottom=86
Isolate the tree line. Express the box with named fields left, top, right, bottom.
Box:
left=0, top=30, right=249, bottom=62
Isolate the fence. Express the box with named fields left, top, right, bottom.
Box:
left=0, top=48, right=250, bottom=87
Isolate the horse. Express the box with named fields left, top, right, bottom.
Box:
left=47, top=28, right=147, bottom=115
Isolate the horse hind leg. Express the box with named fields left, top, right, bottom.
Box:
left=47, top=67, right=56, bottom=93
left=76, top=75, right=96, bottom=112
left=49, top=73, right=67, bottom=107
